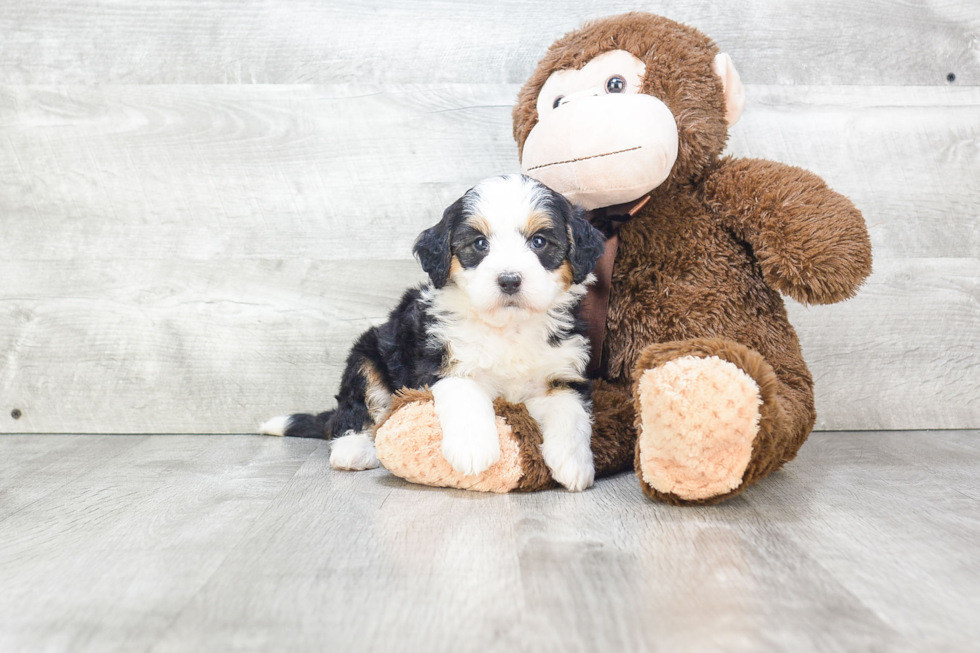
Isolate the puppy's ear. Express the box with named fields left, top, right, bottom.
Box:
left=567, top=204, right=606, bottom=284
left=413, top=198, right=461, bottom=288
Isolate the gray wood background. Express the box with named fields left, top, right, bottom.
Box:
left=1, top=0, right=978, bottom=434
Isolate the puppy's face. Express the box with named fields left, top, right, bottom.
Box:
left=414, top=175, right=605, bottom=318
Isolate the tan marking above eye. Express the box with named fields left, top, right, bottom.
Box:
left=465, top=215, right=492, bottom=235
left=522, top=211, right=554, bottom=237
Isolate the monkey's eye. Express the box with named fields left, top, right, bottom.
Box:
left=473, top=237, right=489, bottom=252
left=552, top=95, right=564, bottom=109
left=605, top=76, right=626, bottom=93
left=530, top=235, right=547, bottom=250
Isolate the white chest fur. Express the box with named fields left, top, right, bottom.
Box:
left=423, top=285, right=590, bottom=403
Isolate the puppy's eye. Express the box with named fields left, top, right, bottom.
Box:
left=530, top=235, right=547, bottom=250
left=605, top=76, right=626, bottom=93
left=473, top=237, right=489, bottom=252
left=552, top=95, right=564, bottom=109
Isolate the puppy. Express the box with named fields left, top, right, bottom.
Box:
left=260, top=174, right=605, bottom=491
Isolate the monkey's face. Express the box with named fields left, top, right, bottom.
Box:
left=516, top=15, right=746, bottom=211
left=521, top=50, right=679, bottom=211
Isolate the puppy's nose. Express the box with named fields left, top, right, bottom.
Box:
left=497, top=273, right=522, bottom=295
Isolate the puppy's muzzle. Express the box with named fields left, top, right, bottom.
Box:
left=497, top=273, right=522, bottom=295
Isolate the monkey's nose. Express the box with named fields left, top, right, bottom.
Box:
left=497, top=273, right=522, bottom=295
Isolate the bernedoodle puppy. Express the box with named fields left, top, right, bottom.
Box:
left=260, top=174, right=606, bottom=491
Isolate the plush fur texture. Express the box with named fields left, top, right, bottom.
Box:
left=631, top=338, right=811, bottom=505
left=374, top=388, right=558, bottom=493
left=379, top=12, right=872, bottom=505
left=636, top=355, right=761, bottom=501
left=375, top=389, right=524, bottom=493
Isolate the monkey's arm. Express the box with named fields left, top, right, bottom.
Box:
left=702, top=157, right=872, bottom=305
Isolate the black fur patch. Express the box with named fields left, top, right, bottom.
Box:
left=527, top=224, right=568, bottom=271
left=451, top=223, right=490, bottom=269
left=282, top=410, right=335, bottom=439
left=528, top=186, right=604, bottom=279
left=285, top=287, right=445, bottom=439
left=549, top=377, right=593, bottom=402
left=413, top=198, right=464, bottom=287
left=566, top=204, right=606, bottom=284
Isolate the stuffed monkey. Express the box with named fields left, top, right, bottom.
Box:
left=375, top=12, right=872, bottom=505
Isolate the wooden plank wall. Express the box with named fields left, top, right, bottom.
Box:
left=0, top=1, right=977, bottom=434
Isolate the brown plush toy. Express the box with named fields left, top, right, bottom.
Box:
left=375, top=12, right=872, bottom=505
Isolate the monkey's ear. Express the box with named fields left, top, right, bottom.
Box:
left=413, top=198, right=461, bottom=288
left=712, top=53, right=746, bottom=126
left=567, top=205, right=607, bottom=284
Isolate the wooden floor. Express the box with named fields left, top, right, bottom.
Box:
left=1, top=431, right=978, bottom=653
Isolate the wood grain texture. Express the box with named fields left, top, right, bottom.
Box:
left=750, top=431, right=980, bottom=652
left=0, top=84, right=517, bottom=261
left=0, top=259, right=425, bottom=434
left=0, top=434, right=319, bottom=653
left=788, top=257, right=980, bottom=430
left=1, top=84, right=977, bottom=262
left=732, top=86, right=980, bottom=260
left=0, top=256, right=976, bottom=433
left=1, top=84, right=977, bottom=433
left=0, top=0, right=977, bottom=86
left=0, top=434, right=147, bottom=520
left=1, top=432, right=977, bottom=652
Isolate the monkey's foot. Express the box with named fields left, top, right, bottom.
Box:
left=635, top=355, right=761, bottom=503
left=374, top=388, right=556, bottom=493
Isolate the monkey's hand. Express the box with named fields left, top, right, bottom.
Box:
left=703, top=157, right=872, bottom=305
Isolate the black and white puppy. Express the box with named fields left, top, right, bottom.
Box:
left=260, top=174, right=605, bottom=491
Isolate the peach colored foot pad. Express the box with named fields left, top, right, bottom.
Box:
left=374, top=400, right=522, bottom=493
left=637, top=355, right=761, bottom=501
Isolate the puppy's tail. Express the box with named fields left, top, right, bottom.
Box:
left=258, top=410, right=335, bottom=439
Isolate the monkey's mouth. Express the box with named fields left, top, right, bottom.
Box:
left=525, top=146, right=643, bottom=172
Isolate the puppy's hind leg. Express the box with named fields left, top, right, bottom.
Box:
left=311, top=353, right=381, bottom=471
left=328, top=355, right=395, bottom=470
left=259, top=408, right=379, bottom=469
left=329, top=431, right=380, bottom=471
left=260, top=329, right=392, bottom=471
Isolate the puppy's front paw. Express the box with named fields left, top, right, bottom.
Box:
left=526, top=392, right=596, bottom=492
left=431, top=377, right=500, bottom=476
left=542, top=440, right=595, bottom=492
left=441, top=418, right=501, bottom=476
